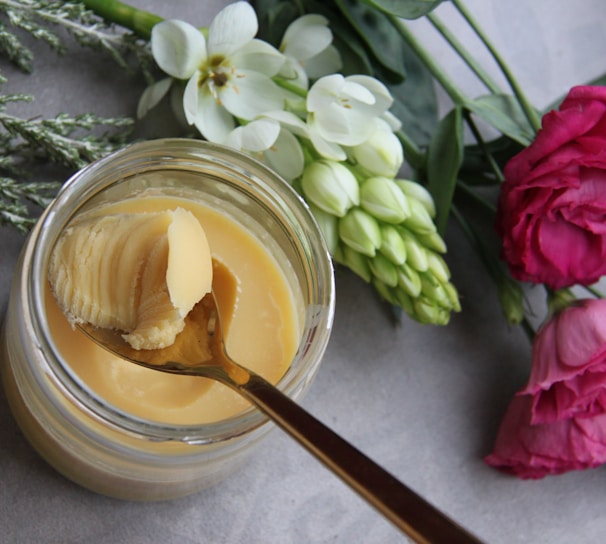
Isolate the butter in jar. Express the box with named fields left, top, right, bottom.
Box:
left=1, top=139, right=335, bottom=500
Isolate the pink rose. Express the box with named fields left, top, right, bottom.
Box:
left=484, top=394, right=606, bottom=479
left=485, top=298, right=606, bottom=478
left=496, top=85, right=606, bottom=289
left=521, top=298, right=606, bottom=424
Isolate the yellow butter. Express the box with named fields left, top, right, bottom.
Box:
left=49, top=207, right=213, bottom=350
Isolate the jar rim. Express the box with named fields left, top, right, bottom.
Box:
left=27, top=138, right=335, bottom=444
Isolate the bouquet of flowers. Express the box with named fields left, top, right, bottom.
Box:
left=2, top=0, right=606, bottom=479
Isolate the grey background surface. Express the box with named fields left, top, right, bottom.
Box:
left=2, top=1, right=606, bottom=543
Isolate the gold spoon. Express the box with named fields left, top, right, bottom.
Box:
left=78, top=290, right=483, bottom=544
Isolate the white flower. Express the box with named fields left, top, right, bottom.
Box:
left=262, top=128, right=305, bottom=181
left=350, top=118, right=404, bottom=177
left=278, top=14, right=342, bottom=89
left=224, top=116, right=304, bottom=182
left=142, top=2, right=287, bottom=142
left=307, top=74, right=395, bottom=147
left=224, top=118, right=281, bottom=153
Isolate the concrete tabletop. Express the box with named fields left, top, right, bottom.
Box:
left=2, top=1, right=606, bottom=542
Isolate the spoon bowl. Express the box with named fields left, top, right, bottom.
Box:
left=78, top=291, right=482, bottom=544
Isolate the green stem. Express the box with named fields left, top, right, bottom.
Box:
left=273, top=77, right=308, bottom=98
left=451, top=0, right=541, bottom=133
left=456, top=180, right=497, bottom=215
left=583, top=285, right=605, bottom=298
left=451, top=204, right=534, bottom=340
left=81, top=0, right=162, bottom=40
left=546, top=288, right=577, bottom=315
left=520, top=318, right=536, bottom=343
left=389, top=16, right=467, bottom=106
left=396, top=129, right=424, bottom=171
left=462, top=110, right=504, bottom=182
left=427, top=12, right=501, bottom=95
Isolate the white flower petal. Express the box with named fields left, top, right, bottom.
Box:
left=314, top=103, right=371, bottom=146
left=194, top=91, right=236, bottom=142
left=183, top=71, right=201, bottom=125
left=232, top=39, right=285, bottom=77
left=225, top=119, right=280, bottom=152
left=208, top=1, right=258, bottom=57
left=308, top=118, right=346, bottom=161
left=281, top=14, right=332, bottom=61
left=137, top=77, right=172, bottom=118
left=351, top=119, right=404, bottom=177
left=278, top=58, right=309, bottom=90
left=347, top=75, right=393, bottom=112
left=262, top=110, right=309, bottom=137
left=381, top=110, right=402, bottom=132
left=151, top=20, right=206, bottom=79
left=307, top=74, right=343, bottom=112
left=341, top=80, right=376, bottom=105
left=263, top=129, right=304, bottom=181
left=219, top=70, right=284, bottom=120
left=305, top=45, right=342, bottom=79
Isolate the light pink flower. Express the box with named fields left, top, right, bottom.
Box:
left=486, top=298, right=606, bottom=478
left=522, top=298, right=606, bottom=424
left=485, top=394, right=606, bottom=479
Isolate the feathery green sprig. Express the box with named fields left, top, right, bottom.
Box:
left=0, top=0, right=152, bottom=72
left=0, top=91, right=135, bottom=232
left=0, top=1, right=152, bottom=232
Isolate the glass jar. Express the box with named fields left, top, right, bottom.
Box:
left=1, top=138, right=335, bottom=501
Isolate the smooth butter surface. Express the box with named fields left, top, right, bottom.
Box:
left=46, top=195, right=300, bottom=424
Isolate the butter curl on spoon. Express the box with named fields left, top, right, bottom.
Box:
left=49, top=207, right=213, bottom=350
left=49, top=207, right=483, bottom=544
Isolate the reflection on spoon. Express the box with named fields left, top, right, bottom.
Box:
left=78, top=270, right=483, bottom=544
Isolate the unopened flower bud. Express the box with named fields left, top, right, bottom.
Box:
left=360, top=176, right=410, bottom=224
left=395, top=179, right=436, bottom=217
left=414, top=297, right=450, bottom=325
left=443, top=282, right=461, bottom=312
left=351, top=120, right=403, bottom=177
left=301, top=160, right=359, bottom=217
left=370, top=253, right=398, bottom=287
left=498, top=276, right=525, bottom=326
left=308, top=203, right=339, bottom=254
left=400, top=228, right=428, bottom=271
left=380, top=225, right=407, bottom=265
left=404, top=197, right=437, bottom=234
left=373, top=278, right=398, bottom=305
left=426, top=252, right=450, bottom=283
left=420, top=273, right=452, bottom=309
left=394, top=288, right=415, bottom=316
left=335, top=244, right=372, bottom=282
left=397, top=262, right=422, bottom=298
left=415, top=230, right=447, bottom=254
left=339, top=208, right=382, bottom=257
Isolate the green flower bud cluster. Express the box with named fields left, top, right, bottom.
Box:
left=301, top=159, right=461, bottom=325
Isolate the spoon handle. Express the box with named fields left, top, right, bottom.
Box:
left=232, top=372, right=483, bottom=543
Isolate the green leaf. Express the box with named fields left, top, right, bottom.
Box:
left=426, top=106, right=464, bottom=234
left=253, top=0, right=302, bottom=47
left=388, top=36, right=439, bottom=147
left=334, top=0, right=407, bottom=83
left=465, top=94, right=535, bottom=146
left=332, top=30, right=374, bottom=76
left=361, top=0, right=444, bottom=19
left=460, top=135, right=523, bottom=183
